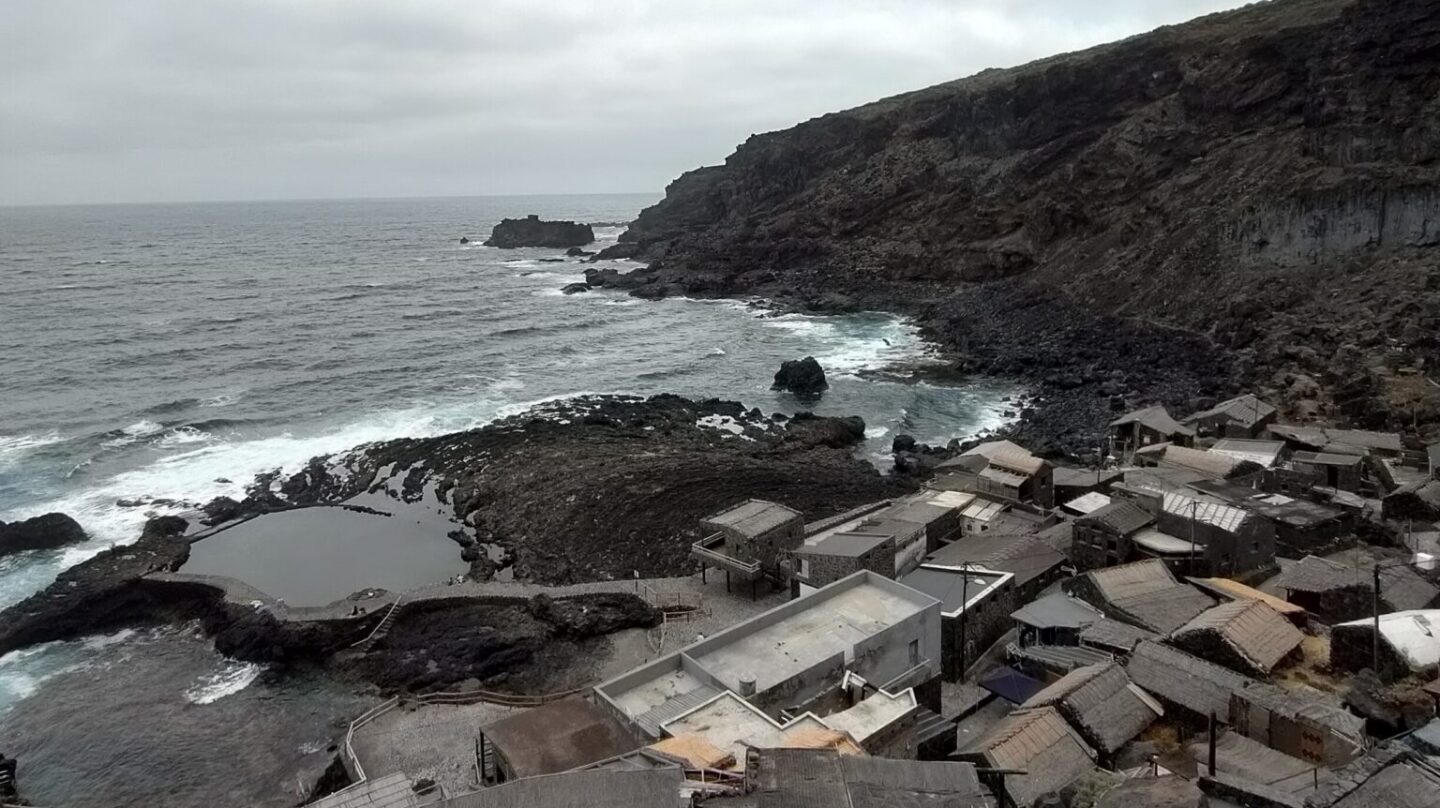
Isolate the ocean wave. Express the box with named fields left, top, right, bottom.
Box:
left=200, top=393, right=242, bottom=408
left=184, top=659, right=263, bottom=705
left=142, top=397, right=201, bottom=415
left=100, top=420, right=166, bottom=448
left=0, top=433, right=65, bottom=468
left=158, top=426, right=212, bottom=447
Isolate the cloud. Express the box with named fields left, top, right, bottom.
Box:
left=0, top=0, right=1248, bottom=205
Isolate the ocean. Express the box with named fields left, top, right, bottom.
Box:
left=0, top=194, right=1013, bottom=806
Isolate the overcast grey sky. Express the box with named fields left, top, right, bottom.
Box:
left=1, top=1, right=1248, bottom=206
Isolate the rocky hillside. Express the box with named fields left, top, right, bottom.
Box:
left=610, top=0, right=1440, bottom=449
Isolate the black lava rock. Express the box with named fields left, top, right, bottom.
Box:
left=773, top=356, right=829, bottom=397
left=484, top=215, right=594, bottom=249
left=0, top=512, right=87, bottom=557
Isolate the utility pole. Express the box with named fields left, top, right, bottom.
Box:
left=1372, top=564, right=1382, bottom=674
left=1189, top=498, right=1199, bottom=576
left=959, top=562, right=970, bottom=682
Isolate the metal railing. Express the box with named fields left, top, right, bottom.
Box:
left=341, top=684, right=590, bottom=788
left=690, top=533, right=761, bottom=574
left=348, top=595, right=404, bottom=649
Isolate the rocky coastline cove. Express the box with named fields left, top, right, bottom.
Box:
left=0, top=195, right=1018, bottom=807
left=4, top=1, right=1440, bottom=806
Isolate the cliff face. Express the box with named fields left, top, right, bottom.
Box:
left=618, top=0, right=1440, bottom=442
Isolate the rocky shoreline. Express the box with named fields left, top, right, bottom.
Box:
left=0, top=394, right=909, bottom=692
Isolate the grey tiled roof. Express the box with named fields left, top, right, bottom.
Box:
left=750, top=748, right=990, bottom=808
left=1124, top=640, right=1252, bottom=721
left=962, top=706, right=1096, bottom=807
left=1172, top=600, right=1304, bottom=673
left=927, top=533, right=1066, bottom=587
left=1079, top=618, right=1159, bottom=653
left=442, top=769, right=684, bottom=808
left=1079, top=499, right=1154, bottom=536
left=1269, top=554, right=1355, bottom=594
left=1021, top=662, right=1160, bottom=754
left=1082, top=559, right=1215, bottom=634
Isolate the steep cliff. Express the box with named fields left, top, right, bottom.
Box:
left=615, top=0, right=1440, bottom=450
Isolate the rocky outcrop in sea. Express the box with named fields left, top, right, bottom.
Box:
left=484, top=215, right=594, bottom=248
left=0, top=512, right=87, bottom=557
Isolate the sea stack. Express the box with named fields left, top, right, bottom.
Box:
left=0, top=513, right=87, bottom=558
left=772, top=356, right=828, bottom=397
left=484, top=215, right=594, bottom=248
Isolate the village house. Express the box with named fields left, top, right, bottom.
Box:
left=934, top=440, right=1055, bottom=509
left=1184, top=393, right=1278, bottom=439
left=1010, top=592, right=1103, bottom=648
left=1267, top=424, right=1405, bottom=459
left=1430, top=442, right=1440, bottom=479
left=594, top=570, right=946, bottom=751
left=1209, top=438, right=1288, bottom=469
left=1052, top=466, right=1124, bottom=504
left=1077, top=617, right=1158, bottom=656
left=1331, top=609, right=1440, bottom=681
left=958, top=496, right=1008, bottom=536
left=925, top=531, right=1068, bottom=608
left=1108, top=405, right=1195, bottom=458
left=956, top=706, right=1097, bottom=808
left=745, top=748, right=990, bottom=808
left=1167, top=599, right=1304, bottom=677
left=791, top=529, right=896, bottom=593
left=1115, top=485, right=1278, bottom=577
left=1271, top=555, right=1440, bottom=623
left=691, top=499, right=805, bottom=596
left=896, top=563, right=1014, bottom=680
left=1071, top=499, right=1156, bottom=571
left=1134, top=442, right=1243, bottom=479
left=477, top=697, right=642, bottom=785
left=1065, top=559, right=1215, bottom=634
left=1124, top=640, right=1251, bottom=724
left=1185, top=576, right=1307, bottom=627
left=1229, top=681, right=1367, bottom=766
left=1289, top=450, right=1369, bottom=493
left=1018, top=661, right=1162, bottom=763
left=1192, top=478, right=1349, bottom=556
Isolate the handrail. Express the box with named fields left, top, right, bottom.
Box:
left=349, top=595, right=403, bottom=648
left=689, top=541, right=762, bottom=574
left=340, top=684, right=592, bottom=789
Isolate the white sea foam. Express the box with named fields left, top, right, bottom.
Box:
left=158, top=426, right=212, bottom=447
left=184, top=660, right=263, bottom=705
left=0, top=433, right=64, bottom=469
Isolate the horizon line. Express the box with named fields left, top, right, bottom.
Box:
left=0, top=190, right=663, bottom=211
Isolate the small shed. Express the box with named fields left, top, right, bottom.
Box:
left=1110, top=406, right=1196, bottom=454
left=1169, top=600, right=1304, bottom=677
left=1010, top=592, right=1103, bottom=647
left=479, top=697, right=640, bottom=783
left=1020, top=662, right=1162, bottom=759
left=956, top=706, right=1097, bottom=808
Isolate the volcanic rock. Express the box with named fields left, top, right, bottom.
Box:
left=603, top=0, right=1440, bottom=452
left=484, top=215, right=594, bottom=249
left=0, top=512, right=87, bottom=557
left=560, top=282, right=590, bottom=295
left=773, top=356, right=828, bottom=397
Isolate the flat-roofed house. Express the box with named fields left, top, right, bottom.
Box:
left=595, top=570, right=945, bottom=748
left=792, top=529, right=896, bottom=593
left=899, top=563, right=1015, bottom=680
left=1185, top=394, right=1278, bottom=439
left=1011, top=592, right=1103, bottom=648
left=478, top=697, right=641, bottom=785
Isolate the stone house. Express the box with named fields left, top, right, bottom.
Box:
left=1109, top=405, right=1195, bottom=458
left=792, top=530, right=896, bottom=594
left=939, top=440, right=1055, bottom=509
left=1184, top=394, right=1278, bottom=439
left=1071, top=499, right=1155, bottom=572
left=897, top=563, right=1014, bottom=680
left=1229, top=682, right=1367, bottom=767
left=692, top=499, right=805, bottom=592
left=1065, top=559, right=1215, bottom=635
left=1168, top=600, right=1303, bottom=677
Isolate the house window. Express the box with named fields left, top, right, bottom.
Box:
left=908, top=639, right=920, bottom=666
left=798, top=558, right=810, bottom=578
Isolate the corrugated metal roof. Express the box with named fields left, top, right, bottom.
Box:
left=1158, top=446, right=1241, bottom=479
left=801, top=530, right=891, bottom=558
left=961, top=499, right=1006, bottom=522
left=1211, top=439, right=1286, bottom=468
left=1160, top=491, right=1248, bottom=533
left=1292, top=450, right=1364, bottom=467
left=1173, top=600, right=1303, bottom=673
left=1012, top=644, right=1115, bottom=670
left=1064, top=492, right=1112, bottom=515
left=980, top=465, right=1029, bottom=489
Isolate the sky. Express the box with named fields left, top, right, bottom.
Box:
left=0, top=1, right=1250, bottom=206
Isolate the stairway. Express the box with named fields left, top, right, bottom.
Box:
left=352, top=596, right=404, bottom=653
left=910, top=705, right=958, bottom=758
